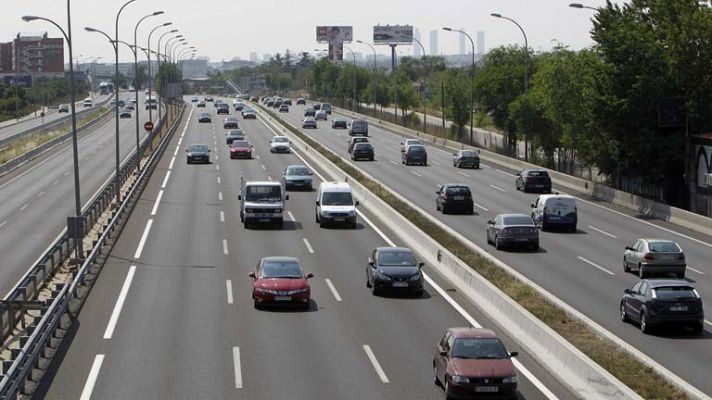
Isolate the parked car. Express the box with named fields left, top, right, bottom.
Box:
left=486, top=213, right=539, bottom=251
left=249, top=257, right=313, bottom=309
left=400, top=138, right=422, bottom=152
left=302, top=116, right=317, bottom=129
left=269, top=136, right=291, bottom=153
left=351, top=143, right=375, bottom=161
left=223, top=117, right=240, bottom=129
left=516, top=169, right=552, bottom=193
left=279, top=104, right=289, bottom=113
left=332, top=117, right=348, bottom=129
left=315, top=182, right=358, bottom=228
left=366, top=247, right=424, bottom=296
left=226, top=129, right=245, bottom=145
left=58, top=104, right=69, bottom=113
left=621, top=279, right=704, bottom=334
left=349, top=119, right=369, bottom=136
left=315, top=110, right=328, bottom=121
left=402, top=144, right=428, bottom=165
left=197, top=112, right=211, bottom=123
left=435, top=184, right=474, bottom=215
left=623, top=239, right=686, bottom=278
left=185, top=143, right=210, bottom=164
left=433, top=328, right=519, bottom=400
left=530, top=194, right=577, bottom=232
left=242, top=108, right=257, bottom=119
left=304, top=108, right=316, bottom=117
left=296, top=97, right=306, bottom=105
left=230, top=140, right=253, bottom=159
left=282, top=165, right=314, bottom=191
left=452, top=149, right=480, bottom=169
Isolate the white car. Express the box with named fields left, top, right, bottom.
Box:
left=315, top=182, right=358, bottom=228
left=401, top=138, right=423, bottom=152
left=270, top=136, right=291, bottom=153
left=315, top=110, right=328, bottom=121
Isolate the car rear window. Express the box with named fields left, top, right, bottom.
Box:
left=354, top=143, right=373, bottom=150
left=445, top=187, right=471, bottom=195
left=232, top=141, right=249, bottom=147
left=648, top=241, right=681, bottom=252
left=461, top=150, right=477, bottom=157
left=527, top=170, right=549, bottom=177
left=378, top=251, right=416, bottom=266
left=287, top=166, right=310, bottom=175
left=409, top=146, right=426, bottom=153
left=653, top=286, right=699, bottom=300
left=503, top=215, right=534, bottom=225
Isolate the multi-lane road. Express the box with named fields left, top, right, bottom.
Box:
left=41, top=100, right=576, bottom=399
left=271, top=101, right=712, bottom=395
left=0, top=96, right=152, bottom=296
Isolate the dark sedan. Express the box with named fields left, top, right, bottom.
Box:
left=332, top=117, right=348, bottom=129
left=297, top=97, right=306, bottom=105
left=226, top=129, right=245, bottom=145
left=216, top=103, right=230, bottom=115
left=229, top=140, right=253, bottom=159
left=516, top=169, right=552, bottom=193
left=402, top=145, right=428, bottom=166
left=486, top=213, right=539, bottom=251
left=302, top=117, right=317, bottom=129
left=197, top=112, right=211, bottom=123
left=185, top=144, right=211, bottom=164
left=621, top=279, right=704, bottom=334
left=351, top=143, right=374, bottom=161
left=279, top=104, right=289, bottom=113
left=249, top=257, right=313, bottom=309
left=304, top=108, right=316, bottom=117
left=366, top=247, right=424, bottom=296
left=223, top=117, right=240, bottom=129
left=453, top=149, right=480, bottom=169
left=119, top=109, right=132, bottom=119
left=436, top=184, right=474, bottom=214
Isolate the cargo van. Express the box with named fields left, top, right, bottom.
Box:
left=315, top=182, right=359, bottom=228
left=238, top=178, right=288, bottom=229
left=349, top=119, right=369, bottom=136
left=531, top=194, right=577, bottom=232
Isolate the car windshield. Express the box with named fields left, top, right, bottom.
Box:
left=232, top=141, right=249, bottom=148
left=653, top=286, right=699, bottom=300
left=378, top=251, right=416, bottom=266
left=188, top=145, right=208, bottom=152
left=260, top=260, right=303, bottom=278
left=245, top=185, right=282, bottom=202
left=503, top=215, right=534, bottom=225
left=273, top=137, right=289, bottom=143
left=321, top=192, right=353, bottom=206
left=287, top=166, right=310, bottom=176
left=451, top=338, right=509, bottom=359
left=648, top=241, right=680, bottom=252
left=527, top=170, right=549, bottom=177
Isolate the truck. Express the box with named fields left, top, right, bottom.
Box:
left=238, top=178, right=288, bottom=228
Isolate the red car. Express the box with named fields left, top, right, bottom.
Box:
left=230, top=140, right=253, bottom=159
left=433, top=328, right=518, bottom=399
left=249, top=257, right=313, bottom=309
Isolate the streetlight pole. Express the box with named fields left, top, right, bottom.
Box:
left=167, top=38, right=186, bottom=117
left=344, top=46, right=357, bottom=112
left=147, top=23, right=171, bottom=123
left=491, top=13, right=529, bottom=161
left=443, top=27, right=476, bottom=146
left=161, top=34, right=182, bottom=121
left=156, top=30, right=179, bottom=124
left=396, top=34, right=428, bottom=133
left=356, top=40, right=378, bottom=115
left=22, top=4, right=85, bottom=262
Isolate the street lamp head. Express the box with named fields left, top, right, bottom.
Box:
left=491, top=13, right=503, bottom=18
left=569, top=3, right=584, bottom=8
left=169, top=29, right=178, bottom=33
left=152, top=11, right=165, bottom=16
left=162, top=22, right=172, bottom=26
left=442, top=27, right=452, bottom=31
left=21, top=16, right=39, bottom=22
left=84, top=27, right=98, bottom=32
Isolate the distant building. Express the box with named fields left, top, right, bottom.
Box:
left=429, top=30, right=438, bottom=56
left=181, top=58, right=209, bottom=79
left=459, top=28, right=466, bottom=55
left=249, top=52, right=258, bottom=62
left=477, top=31, right=485, bottom=57
left=0, top=32, right=64, bottom=77
left=413, top=28, right=422, bottom=58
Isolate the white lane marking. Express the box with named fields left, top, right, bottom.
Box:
left=457, top=171, right=471, bottom=178
left=52, top=180, right=58, bottom=186
left=161, top=171, right=171, bottom=189
left=389, top=160, right=398, bottom=165
left=288, top=211, right=296, bottom=222
left=168, top=156, right=175, bottom=170
left=177, top=137, right=183, bottom=145
left=150, top=190, right=164, bottom=216
left=173, top=146, right=179, bottom=157
left=302, top=238, right=315, bottom=254
left=473, top=202, right=489, bottom=212
left=220, top=211, right=225, bottom=222
left=410, top=170, right=422, bottom=178
left=256, top=154, right=260, bottom=160
left=103, top=265, right=136, bottom=339
left=267, top=176, right=273, bottom=181
left=577, top=256, right=615, bottom=276
left=216, top=164, right=220, bottom=171
left=134, top=219, right=153, bottom=259
left=64, top=171, right=70, bottom=176
left=223, top=239, right=229, bottom=255
left=489, top=184, right=506, bottom=192
left=215, top=155, right=219, bottom=161
left=431, top=161, right=441, bottom=166
left=686, top=266, right=705, bottom=275
left=233, top=347, right=243, bottom=389
left=79, top=354, right=105, bottom=400
left=37, top=191, right=45, bottom=197
left=705, top=320, right=711, bottom=327
left=19, top=204, right=28, bottom=212
left=325, top=278, right=342, bottom=302
left=217, top=176, right=221, bottom=184
left=260, top=164, right=266, bottom=170
left=219, top=192, right=223, bottom=201
left=362, top=345, right=389, bottom=383
left=587, top=225, right=618, bottom=239
left=0, top=220, right=6, bottom=228
left=226, top=280, right=234, bottom=304
left=480, top=163, right=491, bottom=169
left=497, top=169, right=517, bottom=177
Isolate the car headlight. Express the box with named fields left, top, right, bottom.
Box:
left=409, top=272, right=421, bottom=281
left=502, top=375, right=518, bottom=384
left=186, top=153, right=192, bottom=157
left=287, top=288, right=309, bottom=295
left=451, top=375, right=469, bottom=383
left=347, top=210, right=356, bottom=217
left=376, top=271, right=391, bottom=281
left=321, top=211, right=330, bottom=217
left=255, top=288, right=279, bottom=295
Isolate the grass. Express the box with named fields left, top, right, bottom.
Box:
left=0, top=108, right=107, bottom=165
left=259, top=104, right=690, bottom=400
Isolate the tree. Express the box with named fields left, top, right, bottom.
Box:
left=445, top=70, right=470, bottom=140
left=134, top=64, right=148, bottom=90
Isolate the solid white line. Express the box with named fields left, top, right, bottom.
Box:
left=37, top=191, right=45, bottom=197
left=325, top=278, right=342, bottom=302
left=173, top=146, right=179, bottom=157
left=80, top=354, right=105, bottom=400
left=103, top=266, right=136, bottom=339
left=431, top=161, right=442, bottom=166
left=410, top=170, right=422, bottom=178
left=587, top=225, right=618, bottom=239
left=489, top=184, right=506, bottom=192
left=161, top=170, right=171, bottom=189
left=261, top=164, right=266, bottom=170
left=220, top=211, right=225, bottom=222
left=389, top=160, right=398, bottom=165
left=686, top=266, right=705, bottom=275
left=473, top=202, right=489, bottom=212
left=705, top=319, right=711, bottom=327
left=302, top=238, right=315, bottom=254
left=256, top=154, right=260, bottom=159
left=267, top=176, right=273, bottom=181
left=362, top=345, right=389, bottom=383
left=288, top=211, right=296, bottom=222
left=219, top=192, right=223, bottom=201
left=457, top=171, right=471, bottom=178
left=0, top=220, right=6, bottom=228
left=134, top=219, right=153, bottom=259
left=232, top=347, right=243, bottom=389
left=168, top=156, right=175, bottom=170
left=223, top=239, right=229, bottom=255
left=577, top=256, right=615, bottom=276
left=217, top=176, right=221, bottom=184
left=226, top=280, right=234, bottom=304
left=497, top=169, right=517, bottom=177
left=150, top=190, right=164, bottom=216
left=19, top=204, right=28, bottom=212
left=480, top=163, right=491, bottom=168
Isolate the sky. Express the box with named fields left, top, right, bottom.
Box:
left=0, top=0, right=616, bottom=64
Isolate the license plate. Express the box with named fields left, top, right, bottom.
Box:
left=393, top=282, right=409, bottom=288
left=670, top=306, right=688, bottom=311
left=274, top=296, right=292, bottom=301
left=535, top=184, right=544, bottom=188
left=475, top=387, right=498, bottom=393
left=453, top=196, right=464, bottom=200
left=258, top=218, right=270, bottom=222
left=333, top=218, right=345, bottom=222
left=516, top=238, right=528, bottom=241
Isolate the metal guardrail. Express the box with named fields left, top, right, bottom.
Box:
left=0, top=103, right=184, bottom=398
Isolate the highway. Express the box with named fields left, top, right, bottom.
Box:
left=271, top=101, right=712, bottom=395
left=0, top=96, right=152, bottom=296
left=42, top=100, right=575, bottom=399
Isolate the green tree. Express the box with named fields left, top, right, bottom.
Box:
left=444, top=70, right=470, bottom=140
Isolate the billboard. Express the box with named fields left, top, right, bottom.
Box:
left=373, top=25, right=414, bottom=45
left=316, top=26, right=353, bottom=62
left=4, top=75, right=32, bottom=88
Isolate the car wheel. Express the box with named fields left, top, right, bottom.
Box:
left=453, top=161, right=457, bottom=167
left=366, top=275, right=372, bottom=288
left=253, top=299, right=260, bottom=309
left=640, top=311, right=651, bottom=334
left=277, top=221, right=284, bottom=229
left=444, top=380, right=452, bottom=399
left=372, top=285, right=380, bottom=296
left=638, top=263, right=646, bottom=278
left=531, top=243, right=539, bottom=251
left=486, top=232, right=492, bottom=245
left=692, top=323, right=704, bottom=335
left=620, top=302, right=629, bottom=323
left=436, top=202, right=441, bottom=211
left=434, top=365, right=441, bottom=386
left=468, top=208, right=474, bottom=215
left=495, top=236, right=502, bottom=250
left=416, top=289, right=424, bottom=297
left=623, top=257, right=630, bottom=272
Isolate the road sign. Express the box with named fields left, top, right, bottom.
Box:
left=144, top=121, right=154, bottom=131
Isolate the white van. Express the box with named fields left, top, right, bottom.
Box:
left=82, top=98, right=93, bottom=108
left=531, top=194, right=577, bottom=232
left=315, top=182, right=359, bottom=228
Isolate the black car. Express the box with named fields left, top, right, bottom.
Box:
left=402, top=145, right=428, bottom=165
left=58, top=104, right=69, bottom=113
left=283, top=99, right=293, bottom=106
left=226, top=129, right=245, bottom=145
left=198, top=112, right=211, bottom=123
left=486, top=213, right=539, bottom=251
left=119, top=110, right=132, bottom=119
left=452, top=149, right=480, bottom=169
left=304, top=108, right=316, bottom=117
left=436, top=184, right=474, bottom=215
left=206, top=97, right=214, bottom=102
left=223, top=117, right=240, bottom=129
left=332, top=117, right=348, bottom=129
left=234, top=102, right=245, bottom=111
left=279, top=104, right=289, bottom=113
left=186, top=144, right=211, bottom=164
left=267, top=100, right=275, bottom=107
left=516, top=169, right=552, bottom=193
left=367, top=247, right=424, bottom=296
left=351, top=143, right=374, bottom=161
left=217, top=103, right=230, bottom=115
left=296, top=98, right=306, bottom=105
left=621, top=279, right=704, bottom=334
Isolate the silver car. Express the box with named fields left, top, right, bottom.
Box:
left=315, top=110, right=328, bottom=121
left=282, top=165, right=313, bottom=191
left=624, top=239, right=686, bottom=278
left=302, top=116, right=317, bottom=129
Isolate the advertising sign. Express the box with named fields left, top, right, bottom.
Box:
left=373, top=25, right=414, bottom=45
left=316, top=26, right=353, bottom=62
left=4, top=75, right=32, bottom=88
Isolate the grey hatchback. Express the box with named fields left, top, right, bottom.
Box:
left=486, top=213, right=539, bottom=251
left=452, top=149, right=480, bottom=169
left=623, top=239, right=686, bottom=278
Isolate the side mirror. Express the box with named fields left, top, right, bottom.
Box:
left=368, top=257, right=374, bottom=266
left=315, top=200, right=320, bottom=206
left=624, top=288, right=631, bottom=294
left=310, top=172, right=314, bottom=176
left=306, top=273, right=314, bottom=279
left=487, top=220, right=494, bottom=225
left=208, top=149, right=212, bottom=152
left=238, top=194, right=242, bottom=200
left=248, top=272, right=256, bottom=278
left=285, top=194, right=290, bottom=200
left=355, top=200, right=360, bottom=206
left=509, top=351, right=519, bottom=358
left=624, top=246, right=632, bottom=251
left=185, top=149, right=189, bottom=152
left=530, top=203, right=535, bottom=208
left=418, top=262, right=425, bottom=268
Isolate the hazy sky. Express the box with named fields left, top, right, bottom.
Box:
left=1, top=0, right=613, bottom=63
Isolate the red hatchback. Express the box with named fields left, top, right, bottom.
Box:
left=249, top=257, right=313, bottom=309
left=433, top=328, right=518, bottom=399
left=230, top=140, right=253, bottom=159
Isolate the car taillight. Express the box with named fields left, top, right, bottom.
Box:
left=442, top=193, right=447, bottom=199
left=644, top=253, right=655, bottom=260
left=678, top=253, right=685, bottom=261
left=530, top=228, right=538, bottom=234
left=502, top=228, right=510, bottom=234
